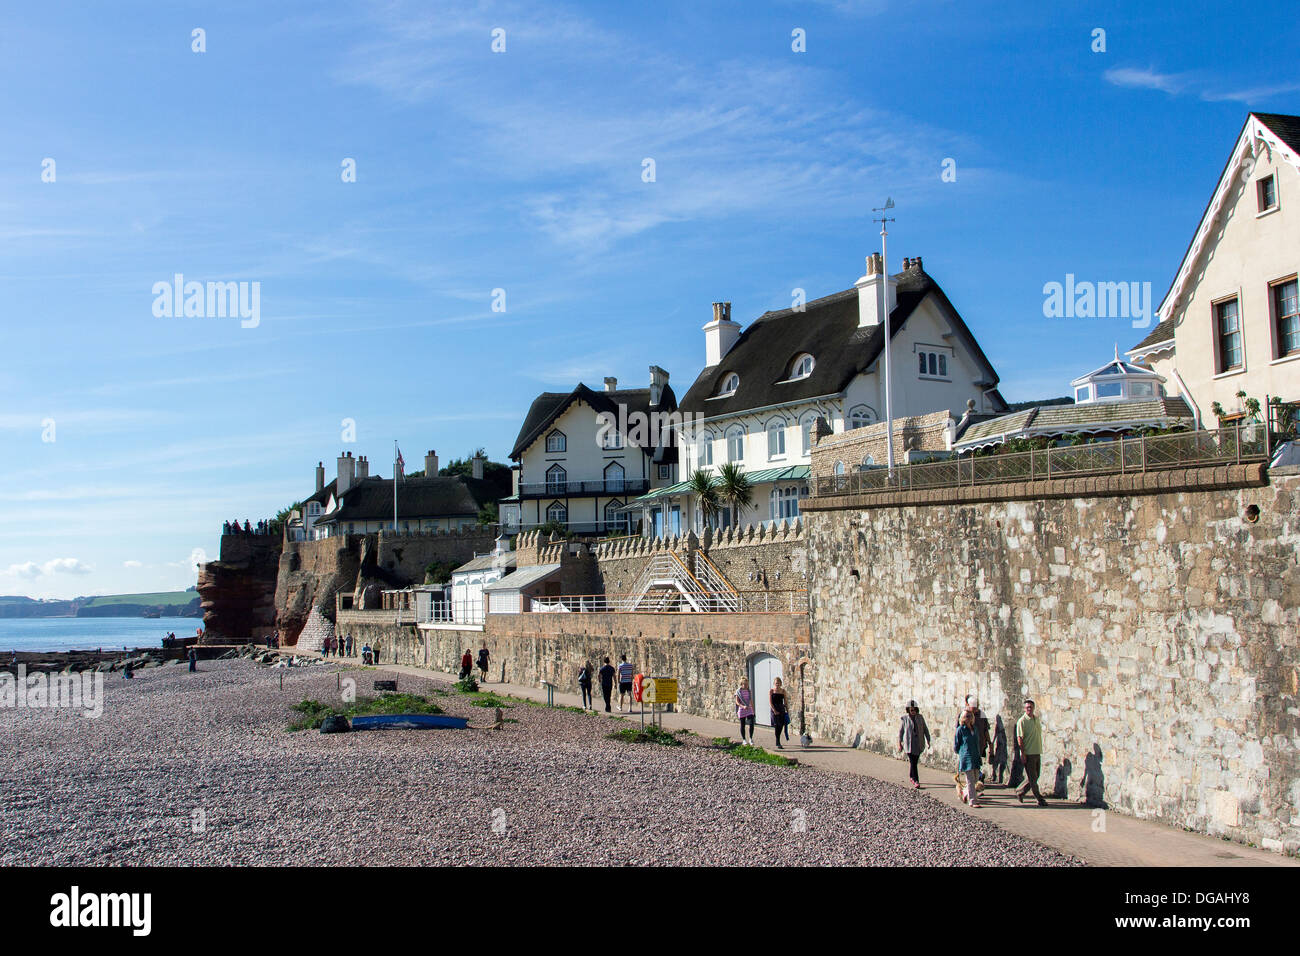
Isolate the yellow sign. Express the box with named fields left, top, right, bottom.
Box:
left=641, top=677, right=678, bottom=704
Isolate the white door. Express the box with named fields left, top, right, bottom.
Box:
left=750, top=653, right=783, bottom=726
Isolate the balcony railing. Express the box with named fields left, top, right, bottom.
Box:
left=528, top=589, right=808, bottom=614
left=519, top=520, right=635, bottom=536
left=518, top=478, right=650, bottom=498
left=813, top=425, right=1269, bottom=498
left=416, top=598, right=485, bottom=626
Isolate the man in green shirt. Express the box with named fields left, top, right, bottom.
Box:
left=1015, top=698, right=1047, bottom=806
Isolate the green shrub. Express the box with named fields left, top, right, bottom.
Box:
left=455, top=676, right=479, bottom=693
left=288, top=692, right=443, bottom=731
left=607, top=725, right=683, bottom=746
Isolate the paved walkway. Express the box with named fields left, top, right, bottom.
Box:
left=332, top=655, right=1294, bottom=867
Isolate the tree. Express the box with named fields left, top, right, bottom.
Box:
left=686, top=469, right=720, bottom=530
left=716, top=462, right=752, bottom=528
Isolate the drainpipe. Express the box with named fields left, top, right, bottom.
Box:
left=1171, top=367, right=1201, bottom=430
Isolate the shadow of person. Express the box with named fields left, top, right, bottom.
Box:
left=1081, top=743, right=1107, bottom=808
left=1009, top=741, right=1025, bottom=791
left=1052, top=757, right=1073, bottom=798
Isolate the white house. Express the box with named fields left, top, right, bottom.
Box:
left=1128, top=112, right=1300, bottom=429
left=501, top=366, right=679, bottom=536
left=632, top=255, right=1007, bottom=535
left=443, top=537, right=517, bottom=625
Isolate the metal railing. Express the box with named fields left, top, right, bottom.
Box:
left=519, top=478, right=651, bottom=497
left=528, top=589, right=808, bottom=614
left=1268, top=400, right=1299, bottom=444
left=813, top=425, right=1269, bottom=497
left=416, top=598, right=484, bottom=626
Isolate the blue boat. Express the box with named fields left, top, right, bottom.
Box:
left=350, top=714, right=469, bottom=731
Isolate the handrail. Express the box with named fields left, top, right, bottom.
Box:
left=529, top=589, right=808, bottom=614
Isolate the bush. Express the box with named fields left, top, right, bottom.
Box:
left=455, top=676, right=479, bottom=693
left=607, top=725, right=683, bottom=746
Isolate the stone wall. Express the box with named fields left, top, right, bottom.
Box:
left=802, top=465, right=1299, bottom=855
left=336, top=608, right=811, bottom=724
left=810, top=409, right=952, bottom=477
left=595, top=521, right=807, bottom=594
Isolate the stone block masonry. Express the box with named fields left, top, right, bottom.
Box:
left=803, top=466, right=1299, bottom=855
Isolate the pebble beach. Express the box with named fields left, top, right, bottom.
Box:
left=0, top=659, right=1079, bottom=866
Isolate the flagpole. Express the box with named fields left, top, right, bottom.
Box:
left=873, top=198, right=897, bottom=481
left=393, top=440, right=398, bottom=533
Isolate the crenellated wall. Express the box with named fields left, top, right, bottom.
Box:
left=594, top=521, right=807, bottom=594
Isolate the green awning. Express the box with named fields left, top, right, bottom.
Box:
left=629, top=465, right=810, bottom=505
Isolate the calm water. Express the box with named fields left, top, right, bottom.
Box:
left=0, top=617, right=203, bottom=653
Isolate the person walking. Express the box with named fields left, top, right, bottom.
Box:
left=991, top=715, right=1009, bottom=785
left=735, top=677, right=756, bottom=746
left=1016, top=699, right=1048, bottom=806
left=769, top=678, right=790, bottom=749
left=577, top=661, right=594, bottom=710
left=954, top=709, right=983, bottom=807
left=187, top=646, right=197, bottom=673
left=477, top=646, right=491, bottom=684
left=897, top=699, right=931, bottom=789
left=598, top=657, right=616, bottom=712
left=345, top=635, right=353, bottom=658
left=459, top=649, right=473, bottom=681
left=616, top=655, right=634, bottom=712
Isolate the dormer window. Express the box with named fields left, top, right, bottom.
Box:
left=789, top=354, right=814, bottom=379
left=717, top=373, right=739, bottom=396
left=545, top=430, right=566, bottom=453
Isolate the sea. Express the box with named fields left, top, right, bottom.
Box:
left=0, top=617, right=203, bottom=654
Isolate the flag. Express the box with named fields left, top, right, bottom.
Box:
left=395, top=445, right=405, bottom=481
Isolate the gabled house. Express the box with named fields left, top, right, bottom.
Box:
left=636, top=255, right=1006, bottom=534
left=501, top=367, right=679, bottom=536
left=1128, top=112, right=1300, bottom=424
left=308, top=450, right=499, bottom=537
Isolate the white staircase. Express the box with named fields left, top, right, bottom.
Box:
left=627, top=549, right=739, bottom=613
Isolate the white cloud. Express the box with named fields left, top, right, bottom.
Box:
left=122, top=560, right=143, bottom=568
left=1, top=557, right=94, bottom=578
left=1201, top=82, right=1300, bottom=104
left=1103, top=67, right=1187, bottom=95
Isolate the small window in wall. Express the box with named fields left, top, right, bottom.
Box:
left=767, top=420, right=786, bottom=458
left=718, top=373, right=739, bottom=396
left=1130, top=382, right=1155, bottom=397
left=1096, top=382, right=1123, bottom=399
left=727, top=426, right=745, bottom=463
left=833, top=460, right=845, bottom=476
left=848, top=405, right=875, bottom=430
left=1258, top=174, right=1278, bottom=213
left=601, top=427, right=624, bottom=450
left=917, top=350, right=950, bottom=379
left=698, top=433, right=714, bottom=466
left=1075, top=385, right=1092, bottom=403
left=546, top=501, right=568, bottom=524
left=860, top=454, right=875, bottom=470
left=788, top=354, right=815, bottom=379
left=770, top=486, right=800, bottom=520
left=1274, top=278, right=1299, bottom=358
left=1216, top=297, right=1243, bottom=371
left=657, top=464, right=672, bottom=479
left=546, top=464, right=567, bottom=494
left=545, top=430, right=566, bottom=452
left=800, top=414, right=818, bottom=455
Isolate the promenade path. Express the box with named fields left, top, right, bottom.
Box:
left=325, top=652, right=1294, bottom=868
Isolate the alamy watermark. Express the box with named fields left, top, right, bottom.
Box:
left=152, top=274, right=260, bottom=328
left=595, top=406, right=705, bottom=449
left=1042, top=274, right=1153, bottom=328
left=1, top=666, right=103, bottom=719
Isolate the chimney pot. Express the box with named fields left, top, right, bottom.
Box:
left=425, top=450, right=439, bottom=475
left=914, top=255, right=923, bottom=271
left=604, top=376, right=618, bottom=392
left=472, top=453, right=485, bottom=480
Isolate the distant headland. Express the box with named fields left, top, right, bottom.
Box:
left=0, top=588, right=201, bottom=619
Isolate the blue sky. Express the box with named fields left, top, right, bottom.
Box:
left=2, top=0, right=1296, bottom=598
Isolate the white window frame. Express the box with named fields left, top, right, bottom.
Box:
left=718, top=373, right=739, bottom=396
left=847, top=405, right=875, bottom=430
left=766, top=419, right=786, bottom=459
left=545, top=464, right=567, bottom=494
left=788, top=354, right=814, bottom=380
left=545, top=430, right=566, bottom=453
left=726, top=425, right=745, bottom=463
left=545, top=501, right=568, bottom=524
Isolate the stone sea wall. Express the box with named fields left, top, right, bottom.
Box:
left=801, top=465, right=1299, bottom=854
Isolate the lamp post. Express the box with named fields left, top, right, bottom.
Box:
left=873, top=199, right=896, bottom=480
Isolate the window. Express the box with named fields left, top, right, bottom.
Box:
left=833, top=460, right=845, bottom=476
left=1259, top=174, right=1278, bottom=213
left=1075, top=385, right=1091, bottom=403
left=718, top=373, right=739, bottom=396
left=860, top=455, right=875, bottom=470
left=308, top=502, right=321, bottom=515
left=657, top=464, right=671, bottom=479
left=604, top=461, right=625, bottom=493
left=769, top=486, right=800, bottom=520
left=604, top=500, right=628, bottom=534
left=545, top=464, right=567, bottom=494
left=601, top=427, right=624, bottom=450
left=767, top=419, right=786, bottom=458
left=1275, top=278, right=1299, bottom=358
left=917, top=350, right=950, bottom=378
left=1215, top=298, right=1242, bottom=371
left=697, top=433, right=714, bottom=467
left=789, top=354, right=814, bottom=379
left=545, top=501, right=567, bottom=524
left=545, top=430, right=566, bottom=452
left=800, top=414, right=817, bottom=455
left=1096, top=382, right=1123, bottom=399
left=1130, top=382, right=1155, bottom=397
left=726, top=426, right=745, bottom=463
left=848, top=405, right=875, bottom=430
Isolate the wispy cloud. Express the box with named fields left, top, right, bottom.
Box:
left=1104, top=67, right=1188, bottom=95
left=1, top=557, right=94, bottom=579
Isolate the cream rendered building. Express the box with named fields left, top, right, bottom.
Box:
left=1129, top=112, right=1300, bottom=425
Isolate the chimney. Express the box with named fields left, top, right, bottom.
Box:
left=702, top=301, right=741, bottom=367
left=604, top=377, right=618, bottom=392
left=425, top=450, right=439, bottom=476
left=315, top=461, right=325, bottom=492
left=855, top=253, right=896, bottom=328
left=913, top=255, right=923, bottom=272
left=472, top=453, right=485, bottom=480
left=337, top=451, right=355, bottom=495
left=356, top=455, right=369, bottom=479
left=648, top=365, right=669, bottom=407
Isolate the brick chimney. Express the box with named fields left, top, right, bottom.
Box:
left=356, top=455, right=369, bottom=479
left=315, top=461, right=325, bottom=492
left=425, top=450, right=439, bottom=476
left=703, top=301, right=740, bottom=367
left=472, top=453, right=485, bottom=480
left=855, top=253, right=896, bottom=328
left=648, top=365, right=669, bottom=407
left=337, top=451, right=355, bottom=495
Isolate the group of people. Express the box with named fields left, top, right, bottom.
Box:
left=320, top=635, right=381, bottom=665
left=575, top=655, right=637, bottom=713
left=898, top=695, right=1047, bottom=809
left=222, top=519, right=274, bottom=535
left=459, top=647, right=491, bottom=683
left=734, top=676, right=792, bottom=748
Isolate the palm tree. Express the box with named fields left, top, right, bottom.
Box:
left=716, top=462, right=753, bottom=529
left=686, top=469, right=720, bottom=531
